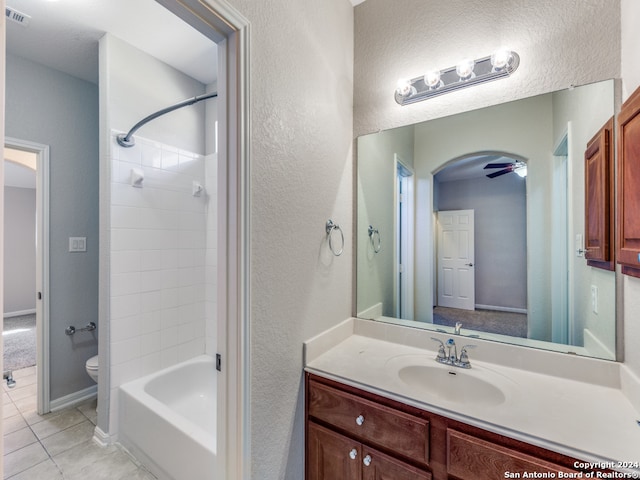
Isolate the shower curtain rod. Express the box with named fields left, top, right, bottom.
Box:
left=116, top=91, right=218, bottom=148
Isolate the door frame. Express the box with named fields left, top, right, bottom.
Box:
left=394, top=155, right=414, bottom=319
left=4, top=137, right=50, bottom=414
left=152, top=1, right=250, bottom=478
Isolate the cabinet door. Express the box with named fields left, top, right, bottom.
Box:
left=446, top=430, right=580, bottom=480
left=307, top=422, right=361, bottom=480
left=361, top=446, right=431, bottom=480
left=617, top=86, right=640, bottom=277
left=584, top=117, right=614, bottom=270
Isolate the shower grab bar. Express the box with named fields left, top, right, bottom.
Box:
left=65, top=322, right=97, bottom=336
left=368, top=225, right=381, bottom=253
left=117, top=91, right=218, bottom=148
left=326, top=219, right=344, bottom=256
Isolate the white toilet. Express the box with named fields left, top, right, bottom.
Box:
left=85, top=355, right=99, bottom=383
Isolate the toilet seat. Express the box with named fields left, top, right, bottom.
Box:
left=86, top=355, right=99, bottom=371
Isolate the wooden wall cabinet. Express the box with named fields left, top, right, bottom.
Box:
left=305, top=373, right=614, bottom=480
left=584, top=117, right=614, bottom=270
left=617, top=86, right=640, bottom=278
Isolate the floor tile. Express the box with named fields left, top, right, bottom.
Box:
left=10, top=374, right=37, bottom=389
left=21, top=408, right=49, bottom=426
left=63, top=448, right=141, bottom=480
left=40, top=421, right=95, bottom=457
left=12, top=367, right=36, bottom=380
left=6, top=459, right=63, bottom=480
left=3, top=442, right=49, bottom=479
left=2, top=403, right=19, bottom=419
left=30, top=410, right=88, bottom=441
left=2, top=414, right=28, bottom=435
left=51, top=439, right=118, bottom=477
left=3, top=393, right=12, bottom=405
left=75, top=399, right=98, bottom=425
left=12, top=396, right=37, bottom=415
left=3, top=427, right=38, bottom=455
left=7, top=384, right=37, bottom=403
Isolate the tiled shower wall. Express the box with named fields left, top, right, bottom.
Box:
left=108, top=131, right=216, bottom=424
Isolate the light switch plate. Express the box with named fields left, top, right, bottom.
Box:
left=69, top=237, right=87, bottom=252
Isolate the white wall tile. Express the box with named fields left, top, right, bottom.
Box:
left=110, top=137, right=216, bottom=389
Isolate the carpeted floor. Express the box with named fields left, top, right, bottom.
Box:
left=433, top=306, right=528, bottom=338
left=3, top=314, right=37, bottom=371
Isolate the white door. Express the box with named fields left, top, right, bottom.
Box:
left=437, top=210, right=475, bottom=310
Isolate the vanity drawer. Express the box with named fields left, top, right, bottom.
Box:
left=308, top=378, right=430, bottom=465
left=447, top=429, right=580, bottom=480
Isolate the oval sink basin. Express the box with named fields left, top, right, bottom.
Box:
left=397, top=365, right=506, bottom=407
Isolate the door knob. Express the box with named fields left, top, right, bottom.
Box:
left=465, top=262, right=474, bottom=267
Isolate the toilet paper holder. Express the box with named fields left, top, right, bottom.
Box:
left=65, top=322, right=97, bottom=336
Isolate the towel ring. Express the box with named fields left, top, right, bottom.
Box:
left=368, top=225, right=381, bottom=253
left=326, top=220, right=344, bottom=256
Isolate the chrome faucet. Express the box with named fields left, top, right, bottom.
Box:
left=431, top=338, right=476, bottom=369
left=454, top=322, right=462, bottom=335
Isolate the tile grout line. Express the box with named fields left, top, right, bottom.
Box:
left=3, top=365, right=95, bottom=479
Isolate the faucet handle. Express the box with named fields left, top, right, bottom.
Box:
left=458, top=345, right=476, bottom=368
left=430, top=337, right=447, bottom=362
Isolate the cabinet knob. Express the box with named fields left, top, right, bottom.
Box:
left=355, top=414, right=365, bottom=426
left=363, top=454, right=372, bottom=467
left=349, top=448, right=357, bottom=460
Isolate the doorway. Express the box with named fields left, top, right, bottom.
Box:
left=436, top=209, right=475, bottom=311
left=395, top=156, right=414, bottom=319
left=3, top=139, right=50, bottom=416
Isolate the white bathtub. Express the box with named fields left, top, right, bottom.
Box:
left=119, top=355, right=217, bottom=480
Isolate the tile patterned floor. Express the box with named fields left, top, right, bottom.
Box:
left=2, top=367, right=157, bottom=479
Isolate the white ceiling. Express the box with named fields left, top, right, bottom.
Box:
left=5, top=0, right=217, bottom=85
left=4, top=160, right=36, bottom=189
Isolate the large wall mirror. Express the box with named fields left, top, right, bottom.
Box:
left=356, top=79, right=617, bottom=360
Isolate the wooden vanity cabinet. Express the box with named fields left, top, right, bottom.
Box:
left=306, top=374, right=432, bottom=480
left=305, top=373, right=612, bottom=480
left=617, top=85, right=640, bottom=278
left=584, top=117, right=614, bottom=270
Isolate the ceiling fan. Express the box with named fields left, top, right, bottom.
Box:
left=483, top=161, right=527, bottom=178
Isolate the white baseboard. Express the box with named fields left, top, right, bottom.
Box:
left=93, top=426, right=116, bottom=447
left=475, top=304, right=527, bottom=315
left=4, top=309, right=37, bottom=318
left=50, top=384, right=97, bottom=412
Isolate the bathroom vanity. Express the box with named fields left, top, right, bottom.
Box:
left=304, top=319, right=640, bottom=480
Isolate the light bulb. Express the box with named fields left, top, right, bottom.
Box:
left=514, top=165, right=527, bottom=178
left=491, top=49, right=512, bottom=70
left=456, top=59, right=475, bottom=80
left=424, top=70, right=441, bottom=88
left=396, top=78, right=412, bottom=97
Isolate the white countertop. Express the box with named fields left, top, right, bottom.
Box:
left=304, top=319, right=640, bottom=475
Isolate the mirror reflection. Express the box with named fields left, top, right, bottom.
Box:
left=357, top=79, right=616, bottom=360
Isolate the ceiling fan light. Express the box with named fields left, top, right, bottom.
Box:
left=514, top=165, right=527, bottom=177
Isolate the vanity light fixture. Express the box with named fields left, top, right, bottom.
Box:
left=395, top=49, right=520, bottom=106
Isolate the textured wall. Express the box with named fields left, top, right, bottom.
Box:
left=621, top=0, right=640, bottom=376
left=354, top=0, right=621, bottom=137
left=224, top=0, right=354, bottom=478
left=5, top=53, right=99, bottom=401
